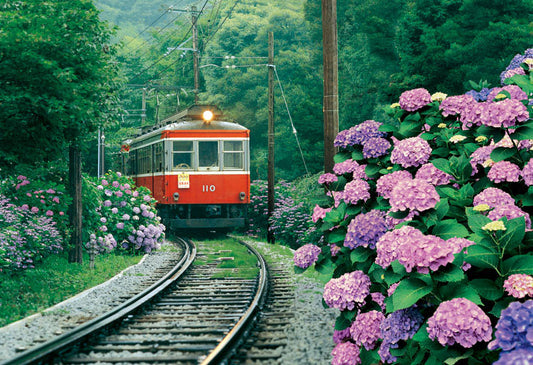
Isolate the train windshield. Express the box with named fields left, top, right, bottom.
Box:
left=198, top=141, right=219, bottom=169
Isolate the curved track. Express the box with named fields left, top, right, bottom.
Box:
left=1, top=237, right=269, bottom=365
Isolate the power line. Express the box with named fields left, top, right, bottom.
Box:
left=202, top=0, right=241, bottom=50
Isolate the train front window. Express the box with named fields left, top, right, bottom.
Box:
left=223, top=141, right=244, bottom=170
left=172, top=141, right=193, bottom=170
left=198, top=141, right=219, bottom=169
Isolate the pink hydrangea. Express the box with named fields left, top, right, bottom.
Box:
left=331, top=342, right=361, bottom=365
left=318, top=173, right=338, bottom=185
left=399, top=88, right=432, bottom=111
left=334, top=159, right=361, bottom=175
left=427, top=298, right=492, bottom=348
left=312, top=205, right=332, bottom=223
left=343, top=179, right=371, bottom=205
left=333, top=327, right=352, bottom=344
left=390, top=136, right=432, bottom=168
left=469, top=145, right=496, bottom=174
left=376, top=170, right=412, bottom=199
left=362, top=137, right=391, bottom=159
left=350, top=310, right=385, bottom=350
left=473, top=187, right=515, bottom=208
left=415, top=163, right=453, bottom=186
left=389, top=178, right=440, bottom=212
left=488, top=160, right=521, bottom=183
left=462, top=99, right=529, bottom=129
left=487, top=85, right=528, bottom=101
left=376, top=225, right=424, bottom=269
left=503, top=274, right=533, bottom=298
left=439, top=94, right=476, bottom=117
left=323, top=271, right=371, bottom=311
left=487, top=204, right=531, bottom=229
left=293, top=244, right=322, bottom=269
left=522, top=158, right=533, bottom=186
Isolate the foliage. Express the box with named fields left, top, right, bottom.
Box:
left=0, top=0, right=122, bottom=171
left=83, top=171, right=165, bottom=254
left=0, top=249, right=141, bottom=327
left=295, top=49, right=533, bottom=364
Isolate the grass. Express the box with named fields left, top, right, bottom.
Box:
left=0, top=251, right=142, bottom=327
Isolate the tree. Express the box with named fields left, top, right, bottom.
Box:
left=0, top=0, right=122, bottom=262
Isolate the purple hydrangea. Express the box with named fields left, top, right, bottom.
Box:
left=390, top=136, right=432, bottom=168
left=318, top=173, right=338, bottom=185
left=323, top=270, right=371, bottom=311
left=469, top=145, right=496, bottom=174
left=500, top=48, right=533, bottom=84
left=494, top=348, right=533, bottom=365
left=466, top=88, right=492, bottom=102
left=487, top=85, right=528, bottom=101
left=371, top=292, right=386, bottom=310
left=427, top=298, right=492, bottom=348
left=293, top=244, right=322, bottom=269
left=462, top=100, right=529, bottom=129
left=399, top=88, right=432, bottom=111
left=389, top=178, right=440, bottom=212
left=312, top=205, right=332, bottom=223
left=344, top=210, right=388, bottom=250
left=331, top=342, right=361, bottom=365
left=522, top=158, right=533, bottom=186
left=352, top=164, right=368, bottom=180
left=362, top=137, right=391, bottom=159
left=488, top=160, right=521, bottom=183
left=343, top=179, right=371, bottom=205
left=489, top=300, right=533, bottom=352
left=334, top=120, right=385, bottom=149
left=487, top=204, right=531, bottom=229
left=379, top=306, right=424, bottom=364
left=375, top=225, right=424, bottom=269
left=415, top=163, right=453, bottom=186
left=333, top=159, right=361, bottom=175
left=439, top=94, right=476, bottom=117
left=473, top=187, right=515, bottom=208
left=333, top=327, right=352, bottom=344
left=376, top=170, right=412, bottom=199
left=504, top=274, right=533, bottom=299
left=350, top=310, right=385, bottom=350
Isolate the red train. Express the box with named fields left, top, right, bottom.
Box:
left=121, top=105, right=250, bottom=229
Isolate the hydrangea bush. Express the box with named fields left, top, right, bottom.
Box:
left=83, top=171, right=165, bottom=254
left=295, top=49, right=533, bottom=364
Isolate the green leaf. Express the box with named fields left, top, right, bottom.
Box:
left=334, top=152, right=351, bottom=164
left=334, top=315, right=351, bottom=330
left=365, top=163, right=381, bottom=178
left=389, top=278, right=433, bottom=312
left=327, top=229, right=347, bottom=244
left=502, top=255, right=533, bottom=275
left=439, top=282, right=483, bottom=305
left=466, top=212, right=492, bottom=235
left=444, top=351, right=474, bottom=365
left=498, top=216, right=526, bottom=253
left=490, top=147, right=517, bottom=162
left=294, top=265, right=307, bottom=274
left=315, top=259, right=335, bottom=278
left=350, top=247, right=374, bottom=264
left=464, top=243, right=499, bottom=271
left=469, top=278, right=503, bottom=301
left=512, top=124, right=533, bottom=140
left=431, top=147, right=450, bottom=157
left=431, top=264, right=465, bottom=282
left=351, top=150, right=364, bottom=161
left=432, top=159, right=452, bottom=174
left=432, top=219, right=469, bottom=239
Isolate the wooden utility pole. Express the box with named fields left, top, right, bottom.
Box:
left=267, top=31, right=275, bottom=244
left=192, top=5, right=199, bottom=104
left=322, top=0, right=339, bottom=173
left=68, top=143, right=83, bottom=264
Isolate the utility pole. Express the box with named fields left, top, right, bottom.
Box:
left=142, top=88, right=147, bottom=124
left=267, top=31, right=275, bottom=244
left=322, top=0, right=339, bottom=173
left=192, top=5, right=200, bottom=104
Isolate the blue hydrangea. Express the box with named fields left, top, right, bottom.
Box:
left=489, top=300, right=533, bottom=353
left=344, top=210, right=387, bottom=250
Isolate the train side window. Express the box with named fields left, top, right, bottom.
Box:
left=154, top=143, right=164, bottom=172
left=198, top=141, right=219, bottom=170
left=137, top=146, right=151, bottom=174
left=172, top=141, right=193, bottom=170
left=223, top=141, right=244, bottom=170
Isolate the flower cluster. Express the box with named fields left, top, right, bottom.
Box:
left=344, top=210, right=387, bottom=249
left=379, top=306, right=424, bottom=364
left=503, top=274, right=533, bottom=298
left=427, top=298, right=492, bottom=348
left=350, top=310, right=385, bottom=350
left=331, top=342, right=361, bottom=365
left=293, top=244, right=321, bottom=269
left=388, top=178, right=440, bottom=212
left=489, top=300, right=533, bottom=354
left=399, top=88, right=432, bottom=111
left=323, top=271, right=371, bottom=311
left=390, top=136, right=432, bottom=168
left=487, top=160, right=521, bottom=183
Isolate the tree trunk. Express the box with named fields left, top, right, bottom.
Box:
left=68, top=143, right=83, bottom=264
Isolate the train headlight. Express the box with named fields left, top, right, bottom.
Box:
left=239, top=192, right=246, bottom=201
left=173, top=192, right=180, bottom=201
left=202, top=110, right=214, bottom=123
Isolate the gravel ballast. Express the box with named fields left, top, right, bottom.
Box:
left=0, top=238, right=337, bottom=364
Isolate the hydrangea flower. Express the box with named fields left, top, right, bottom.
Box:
left=379, top=306, right=424, bottom=364
left=362, top=137, right=391, bottom=159
left=487, top=85, right=528, bottom=101
left=494, top=348, right=533, bottom=365
left=399, top=88, right=432, bottom=111
left=344, top=210, right=388, bottom=250
left=522, top=158, right=533, bottom=186
left=470, top=145, right=496, bottom=174
left=318, top=173, right=338, bottom=185
left=504, top=274, right=533, bottom=298
left=376, top=170, right=412, bottom=199
left=390, top=136, right=432, bottom=168
left=376, top=225, right=424, bottom=269
left=500, top=48, right=533, bottom=84
left=489, top=300, right=533, bottom=352
left=473, top=187, right=515, bottom=208
left=462, top=99, right=529, bottom=129
left=331, top=342, right=361, bottom=365
left=415, top=163, right=453, bottom=186
left=439, top=94, right=476, bottom=117
left=312, top=205, right=332, bottom=223
left=427, top=298, right=492, bottom=348
left=466, top=87, right=492, bottom=102
left=323, top=270, right=371, bottom=311
left=389, top=178, right=440, bottom=212
left=333, top=120, right=385, bottom=148
left=482, top=220, right=507, bottom=232
left=333, top=159, right=361, bottom=175
left=350, top=310, right=385, bottom=350
left=487, top=204, right=531, bottom=229
left=343, top=179, right=371, bottom=205
left=488, top=160, right=521, bottom=183
left=293, top=244, right=322, bottom=269
left=333, top=327, right=352, bottom=344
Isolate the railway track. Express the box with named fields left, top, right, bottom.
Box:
left=1, top=237, right=269, bottom=365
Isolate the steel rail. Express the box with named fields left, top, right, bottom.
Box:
left=200, top=239, right=269, bottom=365
left=0, top=238, right=196, bottom=365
